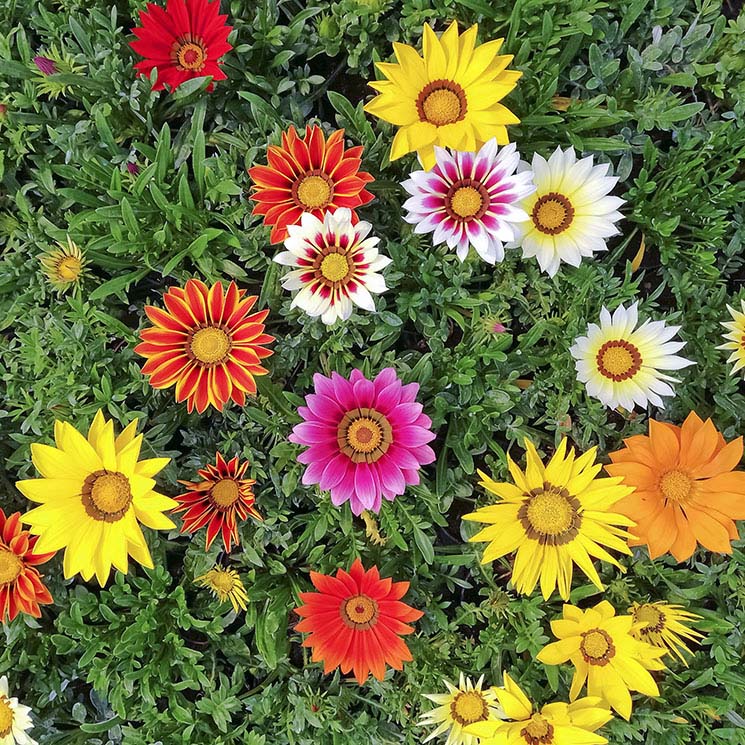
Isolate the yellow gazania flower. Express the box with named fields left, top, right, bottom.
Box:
left=629, top=601, right=703, bottom=665
left=364, top=21, right=521, bottom=170
left=195, top=565, right=248, bottom=613
left=16, top=410, right=176, bottom=586
left=466, top=672, right=613, bottom=745
left=463, top=438, right=634, bottom=601
left=718, top=299, right=745, bottom=376
left=39, top=236, right=86, bottom=292
left=536, top=601, right=666, bottom=720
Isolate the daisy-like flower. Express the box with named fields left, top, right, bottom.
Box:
left=129, top=0, right=232, bottom=92
left=606, top=412, right=745, bottom=561
left=134, top=279, right=275, bottom=414
left=249, top=125, right=374, bottom=244
left=629, top=601, right=703, bottom=665
left=0, top=510, right=54, bottom=623
left=419, top=673, right=504, bottom=745
left=464, top=438, right=634, bottom=601
left=508, top=147, right=625, bottom=276
left=16, top=410, right=177, bottom=586
left=718, top=299, right=745, bottom=375
left=290, top=368, right=436, bottom=515
left=39, top=237, right=85, bottom=292
left=294, top=558, right=423, bottom=684
left=402, top=141, right=534, bottom=264
left=274, top=208, right=391, bottom=325
left=0, top=676, right=37, bottom=745
left=173, top=452, right=261, bottom=551
left=466, top=672, right=613, bottom=745
left=364, top=21, right=521, bottom=170
left=195, top=564, right=248, bottom=612
left=569, top=302, right=694, bottom=411
left=536, top=601, right=666, bottom=720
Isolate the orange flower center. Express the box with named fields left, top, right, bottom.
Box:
left=211, top=479, right=240, bottom=509
left=0, top=547, right=22, bottom=586
left=531, top=192, right=574, bottom=235
left=337, top=408, right=393, bottom=463
left=633, top=603, right=666, bottom=634
left=0, top=697, right=13, bottom=738
left=57, top=255, right=82, bottom=281
left=450, top=690, right=488, bottom=725
left=174, top=38, right=207, bottom=71
left=295, top=173, right=333, bottom=209
left=82, top=470, right=132, bottom=522
left=189, top=326, right=232, bottom=366
left=596, top=339, right=642, bottom=381
left=320, top=253, right=350, bottom=283
left=416, top=79, right=467, bottom=126
left=580, top=628, right=616, bottom=665
left=518, top=484, right=581, bottom=545
left=659, top=469, right=693, bottom=503
left=340, top=593, right=379, bottom=629
left=521, top=715, right=555, bottom=744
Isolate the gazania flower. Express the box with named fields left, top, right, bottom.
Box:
left=629, top=601, right=703, bottom=665
left=464, top=438, right=634, bottom=601
left=290, top=368, right=436, bottom=515
left=135, top=279, right=274, bottom=414
left=402, top=141, right=534, bottom=264
left=129, top=0, right=232, bottom=92
left=173, top=452, right=261, bottom=551
left=195, top=565, right=248, bottom=612
left=249, top=125, right=374, bottom=244
left=294, top=558, right=423, bottom=684
left=569, top=302, right=694, bottom=411
left=536, top=601, right=666, bottom=720
left=606, top=412, right=745, bottom=561
left=718, top=299, right=745, bottom=376
left=365, top=21, right=521, bottom=170
left=0, top=676, right=37, bottom=745
left=508, top=147, right=625, bottom=276
left=0, top=510, right=54, bottom=623
left=419, top=673, right=504, bottom=745
left=16, top=410, right=177, bottom=586
left=274, top=208, right=391, bottom=325
left=465, top=672, right=613, bottom=745
left=39, top=237, right=85, bottom=292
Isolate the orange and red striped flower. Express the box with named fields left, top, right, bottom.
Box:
left=135, top=279, right=275, bottom=414
left=248, top=125, right=375, bottom=244
left=294, top=558, right=423, bottom=685
left=173, top=452, right=262, bottom=551
left=0, top=509, right=54, bottom=622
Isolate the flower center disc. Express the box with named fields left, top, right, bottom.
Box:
left=211, top=479, right=240, bottom=509
left=596, top=339, right=642, bottom=381
left=634, top=603, right=666, bottom=633
left=0, top=697, right=13, bottom=738
left=446, top=179, right=490, bottom=221
left=521, top=715, right=555, bottom=744
left=337, top=408, right=393, bottom=463
left=295, top=173, right=333, bottom=209
left=82, top=470, right=132, bottom=522
left=175, top=40, right=206, bottom=71
left=580, top=628, right=616, bottom=665
left=320, top=253, right=350, bottom=282
left=531, top=192, right=574, bottom=235
left=341, top=594, right=379, bottom=629
left=211, top=570, right=237, bottom=593
left=659, top=470, right=693, bottom=503
left=450, top=690, right=488, bottom=725
left=417, top=79, right=467, bottom=126
left=57, top=255, right=81, bottom=281
left=189, top=326, right=232, bottom=365
left=0, top=547, right=22, bottom=586
left=518, top=484, right=581, bottom=545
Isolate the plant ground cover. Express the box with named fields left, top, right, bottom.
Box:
left=2, top=0, right=745, bottom=743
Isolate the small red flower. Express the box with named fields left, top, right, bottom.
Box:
left=129, top=0, right=233, bottom=92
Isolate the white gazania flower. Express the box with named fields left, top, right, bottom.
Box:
left=274, top=207, right=391, bottom=325
left=402, top=141, right=535, bottom=264
left=419, top=673, right=504, bottom=745
left=509, top=146, right=625, bottom=276
left=569, top=302, right=694, bottom=411
left=717, top=299, right=745, bottom=376
left=0, top=676, right=37, bottom=745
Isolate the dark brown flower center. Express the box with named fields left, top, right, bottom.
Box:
left=531, top=192, right=574, bottom=235
left=337, top=408, right=393, bottom=463
left=518, top=483, right=582, bottom=545
left=445, top=178, right=490, bottom=221
left=521, top=715, right=555, bottom=744
left=81, top=470, right=133, bottom=522
left=580, top=628, right=616, bottom=665
left=416, top=79, right=467, bottom=126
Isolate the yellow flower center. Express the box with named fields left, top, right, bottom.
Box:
left=175, top=40, right=206, bottom=71
left=450, top=690, right=488, bottom=725
left=416, top=79, right=467, bottom=126
left=450, top=186, right=483, bottom=218
left=341, top=594, right=379, bottom=629
left=531, top=192, right=574, bottom=235
left=320, top=253, right=350, bottom=282
left=596, top=339, right=642, bottom=381
left=521, top=715, right=554, bottom=744
left=0, top=547, right=22, bottom=586
left=0, top=697, right=13, bottom=738
left=210, top=570, right=237, bottom=593
left=518, top=484, right=581, bottom=546
left=296, top=174, right=333, bottom=209
left=337, top=408, right=393, bottom=463
left=346, top=418, right=383, bottom=452
left=82, top=470, right=133, bottom=522
left=633, top=603, right=666, bottom=634
left=211, top=479, right=240, bottom=509
left=57, top=255, right=82, bottom=281
left=580, top=628, right=616, bottom=665
left=189, top=326, right=232, bottom=365
left=659, top=470, right=693, bottom=503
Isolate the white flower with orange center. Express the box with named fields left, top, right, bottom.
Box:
left=569, top=302, right=694, bottom=411
left=509, top=147, right=625, bottom=276
left=0, top=676, right=36, bottom=745
left=274, top=207, right=392, bottom=325
left=718, top=298, right=745, bottom=376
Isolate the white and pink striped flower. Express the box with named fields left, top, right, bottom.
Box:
left=401, top=140, right=535, bottom=264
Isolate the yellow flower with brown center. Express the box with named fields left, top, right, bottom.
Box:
left=629, top=601, right=704, bottom=665
left=195, top=564, right=248, bottom=613
left=39, top=236, right=85, bottom=292
left=364, top=21, right=521, bottom=170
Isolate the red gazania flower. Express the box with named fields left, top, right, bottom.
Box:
left=294, top=558, right=423, bottom=685
left=173, top=452, right=262, bottom=551
left=134, top=279, right=275, bottom=414
left=0, top=509, right=54, bottom=622
left=129, top=0, right=233, bottom=93
left=248, top=125, right=375, bottom=244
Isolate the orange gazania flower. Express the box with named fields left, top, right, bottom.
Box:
left=606, top=412, right=745, bottom=561
left=294, top=558, right=423, bottom=685
left=135, top=279, right=275, bottom=414
left=173, top=452, right=262, bottom=551
left=0, top=509, right=54, bottom=622
left=248, top=125, right=375, bottom=244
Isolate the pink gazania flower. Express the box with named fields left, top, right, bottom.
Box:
left=33, top=55, right=57, bottom=75
left=401, top=140, right=535, bottom=264
left=289, top=368, right=436, bottom=515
